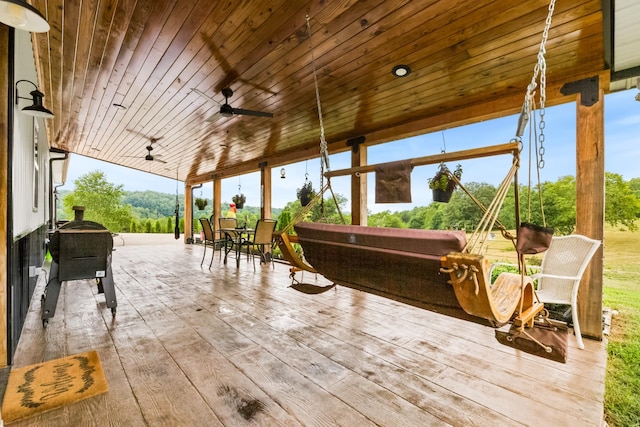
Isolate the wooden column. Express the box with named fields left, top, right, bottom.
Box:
left=184, top=184, right=193, bottom=243
left=349, top=138, right=367, bottom=225
left=260, top=163, right=272, bottom=220
left=259, top=163, right=273, bottom=257
left=212, top=177, right=221, bottom=237
left=565, top=77, right=605, bottom=340
left=0, top=25, right=10, bottom=366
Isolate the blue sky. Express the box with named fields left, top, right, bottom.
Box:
left=65, top=89, right=640, bottom=214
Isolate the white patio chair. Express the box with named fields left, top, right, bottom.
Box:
left=531, top=234, right=601, bottom=349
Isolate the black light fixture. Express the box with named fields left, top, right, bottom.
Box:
left=280, top=168, right=286, bottom=179
left=15, top=79, right=54, bottom=119
left=392, top=65, right=411, bottom=77
left=0, top=0, right=50, bottom=33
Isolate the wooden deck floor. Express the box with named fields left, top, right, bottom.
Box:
left=9, top=234, right=607, bottom=426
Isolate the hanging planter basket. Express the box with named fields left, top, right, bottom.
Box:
left=432, top=189, right=453, bottom=203
left=194, top=197, right=208, bottom=210
left=428, top=163, right=462, bottom=204
left=297, top=179, right=316, bottom=207
left=232, top=194, right=246, bottom=209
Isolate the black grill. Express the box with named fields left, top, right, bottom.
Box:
left=41, top=206, right=117, bottom=326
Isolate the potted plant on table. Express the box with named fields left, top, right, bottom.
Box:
left=296, top=179, right=316, bottom=207
left=232, top=193, right=246, bottom=209
left=428, top=163, right=462, bottom=203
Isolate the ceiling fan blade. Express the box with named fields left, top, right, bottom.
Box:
left=206, top=111, right=222, bottom=122
left=146, top=155, right=167, bottom=163
left=191, top=88, right=221, bottom=106
left=231, top=107, right=273, bottom=118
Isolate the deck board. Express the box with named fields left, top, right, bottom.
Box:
left=9, top=234, right=606, bottom=426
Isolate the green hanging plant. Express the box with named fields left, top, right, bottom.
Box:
left=194, top=197, right=208, bottom=210
left=428, top=163, right=462, bottom=192
left=232, top=193, right=246, bottom=209
left=296, top=180, right=315, bottom=207
left=428, top=163, right=462, bottom=203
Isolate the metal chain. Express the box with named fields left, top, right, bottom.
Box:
left=306, top=15, right=330, bottom=171
left=524, top=0, right=555, bottom=169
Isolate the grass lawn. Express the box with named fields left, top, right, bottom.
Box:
left=601, top=227, right=640, bottom=427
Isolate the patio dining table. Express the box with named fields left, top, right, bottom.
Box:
left=221, top=227, right=255, bottom=268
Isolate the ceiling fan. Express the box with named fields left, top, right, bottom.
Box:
left=143, top=145, right=166, bottom=163
left=122, top=135, right=167, bottom=163
left=192, top=87, right=273, bottom=120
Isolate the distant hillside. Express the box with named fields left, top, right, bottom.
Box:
left=58, top=189, right=281, bottom=221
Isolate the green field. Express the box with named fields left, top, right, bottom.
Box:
left=601, top=227, right=640, bottom=427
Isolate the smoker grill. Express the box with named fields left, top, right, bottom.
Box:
left=41, top=206, right=117, bottom=326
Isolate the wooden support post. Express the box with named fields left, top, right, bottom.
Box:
left=573, top=82, right=605, bottom=341
left=0, top=25, right=10, bottom=366
left=260, top=162, right=272, bottom=220
left=213, top=177, right=221, bottom=237
left=260, top=162, right=273, bottom=258
left=349, top=138, right=367, bottom=225
left=184, top=184, right=193, bottom=244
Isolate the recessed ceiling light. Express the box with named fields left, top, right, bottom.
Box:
left=113, top=103, right=127, bottom=110
left=392, top=65, right=411, bottom=77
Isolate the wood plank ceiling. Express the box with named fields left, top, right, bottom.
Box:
left=29, top=0, right=607, bottom=185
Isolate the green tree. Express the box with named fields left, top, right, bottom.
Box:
left=539, top=176, right=576, bottom=235
left=167, top=216, right=173, bottom=234
left=406, top=206, right=429, bottom=229
left=422, top=204, right=445, bottom=230
left=63, top=170, right=133, bottom=232
left=442, top=182, right=498, bottom=230
left=628, top=177, right=640, bottom=199
left=368, top=211, right=405, bottom=228
left=277, top=210, right=292, bottom=231
left=122, top=191, right=185, bottom=218
left=605, top=172, right=640, bottom=231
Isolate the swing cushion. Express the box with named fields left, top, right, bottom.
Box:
left=294, top=223, right=482, bottom=322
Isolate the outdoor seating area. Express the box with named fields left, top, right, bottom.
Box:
left=9, top=236, right=607, bottom=426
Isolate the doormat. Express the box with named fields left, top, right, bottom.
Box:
left=1, top=350, right=108, bottom=423
left=495, top=321, right=568, bottom=363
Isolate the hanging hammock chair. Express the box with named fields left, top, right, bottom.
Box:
left=283, top=6, right=560, bottom=344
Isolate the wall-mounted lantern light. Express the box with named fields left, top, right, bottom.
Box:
left=15, top=79, right=54, bottom=119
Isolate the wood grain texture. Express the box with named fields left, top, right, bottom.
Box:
left=575, top=88, right=606, bottom=340
left=9, top=235, right=606, bottom=426
left=0, top=25, right=9, bottom=366
left=26, top=0, right=607, bottom=183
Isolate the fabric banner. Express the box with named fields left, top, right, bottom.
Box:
left=375, top=160, right=412, bottom=203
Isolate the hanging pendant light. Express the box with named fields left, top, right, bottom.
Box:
left=0, top=0, right=50, bottom=33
